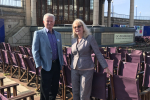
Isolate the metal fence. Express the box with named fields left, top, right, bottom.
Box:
left=104, top=12, right=150, bottom=20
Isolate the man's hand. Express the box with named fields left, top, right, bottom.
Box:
left=39, top=66, right=42, bottom=70
left=60, top=70, right=62, bottom=73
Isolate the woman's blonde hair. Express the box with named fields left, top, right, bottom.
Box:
left=72, top=19, right=91, bottom=38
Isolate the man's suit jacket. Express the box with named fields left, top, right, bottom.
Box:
left=71, top=35, right=108, bottom=69
left=32, top=28, right=63, bottom=71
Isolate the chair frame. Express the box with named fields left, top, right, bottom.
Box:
left=62, top=65, right=73, bottom=100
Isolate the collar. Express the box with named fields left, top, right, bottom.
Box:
left=45, top=27, right=54, bottom=34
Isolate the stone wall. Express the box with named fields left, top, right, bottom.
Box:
left=0, top=5, right=25, bottom=41
left=8, top=27, right=31, bottom=46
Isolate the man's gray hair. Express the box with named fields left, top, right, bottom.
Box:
left=43, top=13, right=55, bottom=21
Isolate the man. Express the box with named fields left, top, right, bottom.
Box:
left=32, top=13, right=63, bottom=100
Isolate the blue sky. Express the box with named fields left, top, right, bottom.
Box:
left=104, top=0, right=150, bottom=17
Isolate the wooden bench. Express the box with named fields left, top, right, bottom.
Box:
left=8, top=91, right=36, bottom=100
left=0, top=83, right=19, bottom=98
left=0, top=77, right=5, bottom=86
left=0, top=83, right=36, bottom=100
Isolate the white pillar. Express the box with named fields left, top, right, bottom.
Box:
left=31, top=0, right=37, bottom=26
left=101, top=0, right=105, bottom=25
left=129, top=0, right=134, bottom=27
left=107, top=0, right=111, bottom=27
left=21, top=0, right=24, bottom=7
left=93, top=0, right=99, bottom=26
left=25, top=0, right=31, bottom=26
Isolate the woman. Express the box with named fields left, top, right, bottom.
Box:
left=71, top=19, right=112, bottom=100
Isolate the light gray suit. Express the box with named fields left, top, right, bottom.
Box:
left=71, top=35, right=108, bottom=100
left=71, top=35, right=107, bottom=69
left=32, top=28, right=63, bottom=71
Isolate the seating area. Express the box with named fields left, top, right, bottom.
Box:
left=63, top=46, right=150, bottom=100
left=1, top=42, right=150, bottom=100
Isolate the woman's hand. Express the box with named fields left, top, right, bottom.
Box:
left=105, top=67, right=113, bottom=75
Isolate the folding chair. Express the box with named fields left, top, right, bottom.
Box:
left=5, top=43, right=12, bottom=52
left=131, top=49, right=143, bottom=55
left=0, top=43, right=4, bottom=49
left=109, top=53, right=121, bottom=70
left=7, top=51, right=19, bottom=78
left=125, top=53, right=143, bottom=71
left=6, top=43, right=19, bottom=53
left=23, top=56, right=36, bottom=85
left=99, top=47, right=106, bottom=56
left=144, top=55, right=150, bottom=64
left=131, top=49, right=144, bottom=60
left=16, top=53, right=28, bottom=81
left=34, top=67, right=41, bottom=91
left=118, top=61, right=138, bottom=79
left=66, top=47, right=72, bottom=65
left=118, top=60, right=144, bottom=92
left=18, top=46, right=28, bottom=55
left=1, top=42, right=8, bottom=50
left=110, top=75, right=140, bottom=100
left=91, top=73, right=107, bottom=100
left=0, top=50, right=3, bottom=70
left=110, top=75, right=150, bottom=100
left=98, top=59, right=114, bottom=76
left=0, top=50, right=11, bottom=73
left=92, top=53, right=107, bottom=72
left=117, top=48, right=128, bottom=60
left=63, top=54, right=68, bottom=66
left=24, top=56, right=41, bottom=91
left=24, top=47, right=33, bottom=56
left=62, top=65, right=73, bottom=100
left=28, top=57, right=41, bottom=91
left=66, top=47, right=71, bottom=55
left=142, top=63, right=150, bottom=90
left=57, top=54, right=68, bottom=99
left=144, top=51, right=150, bottom=57
left=106, top=47, right=116, bottom=57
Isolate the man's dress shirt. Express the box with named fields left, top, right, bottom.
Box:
left=45, top=27, right=58, bottom=60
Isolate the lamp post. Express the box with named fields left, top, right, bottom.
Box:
left=136, top=5, right=137, bottom=19
left=112, top=0, right=113, bottom=17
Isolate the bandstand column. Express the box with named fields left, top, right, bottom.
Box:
left=25, top=0, right=31, bottom=26
left=107, top=0, right=111, bottom=27
left=21, top=0, right=24, bottom=8
left=99, top=0, right=105, bottom=25
left=129, top=0, right=134, bottom=27
left=31, top=0, right=37, bottom=26
left=93, top=0, right=99, bottom=26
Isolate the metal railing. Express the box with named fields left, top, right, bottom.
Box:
left=104, top=12, right=150, bottom=20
